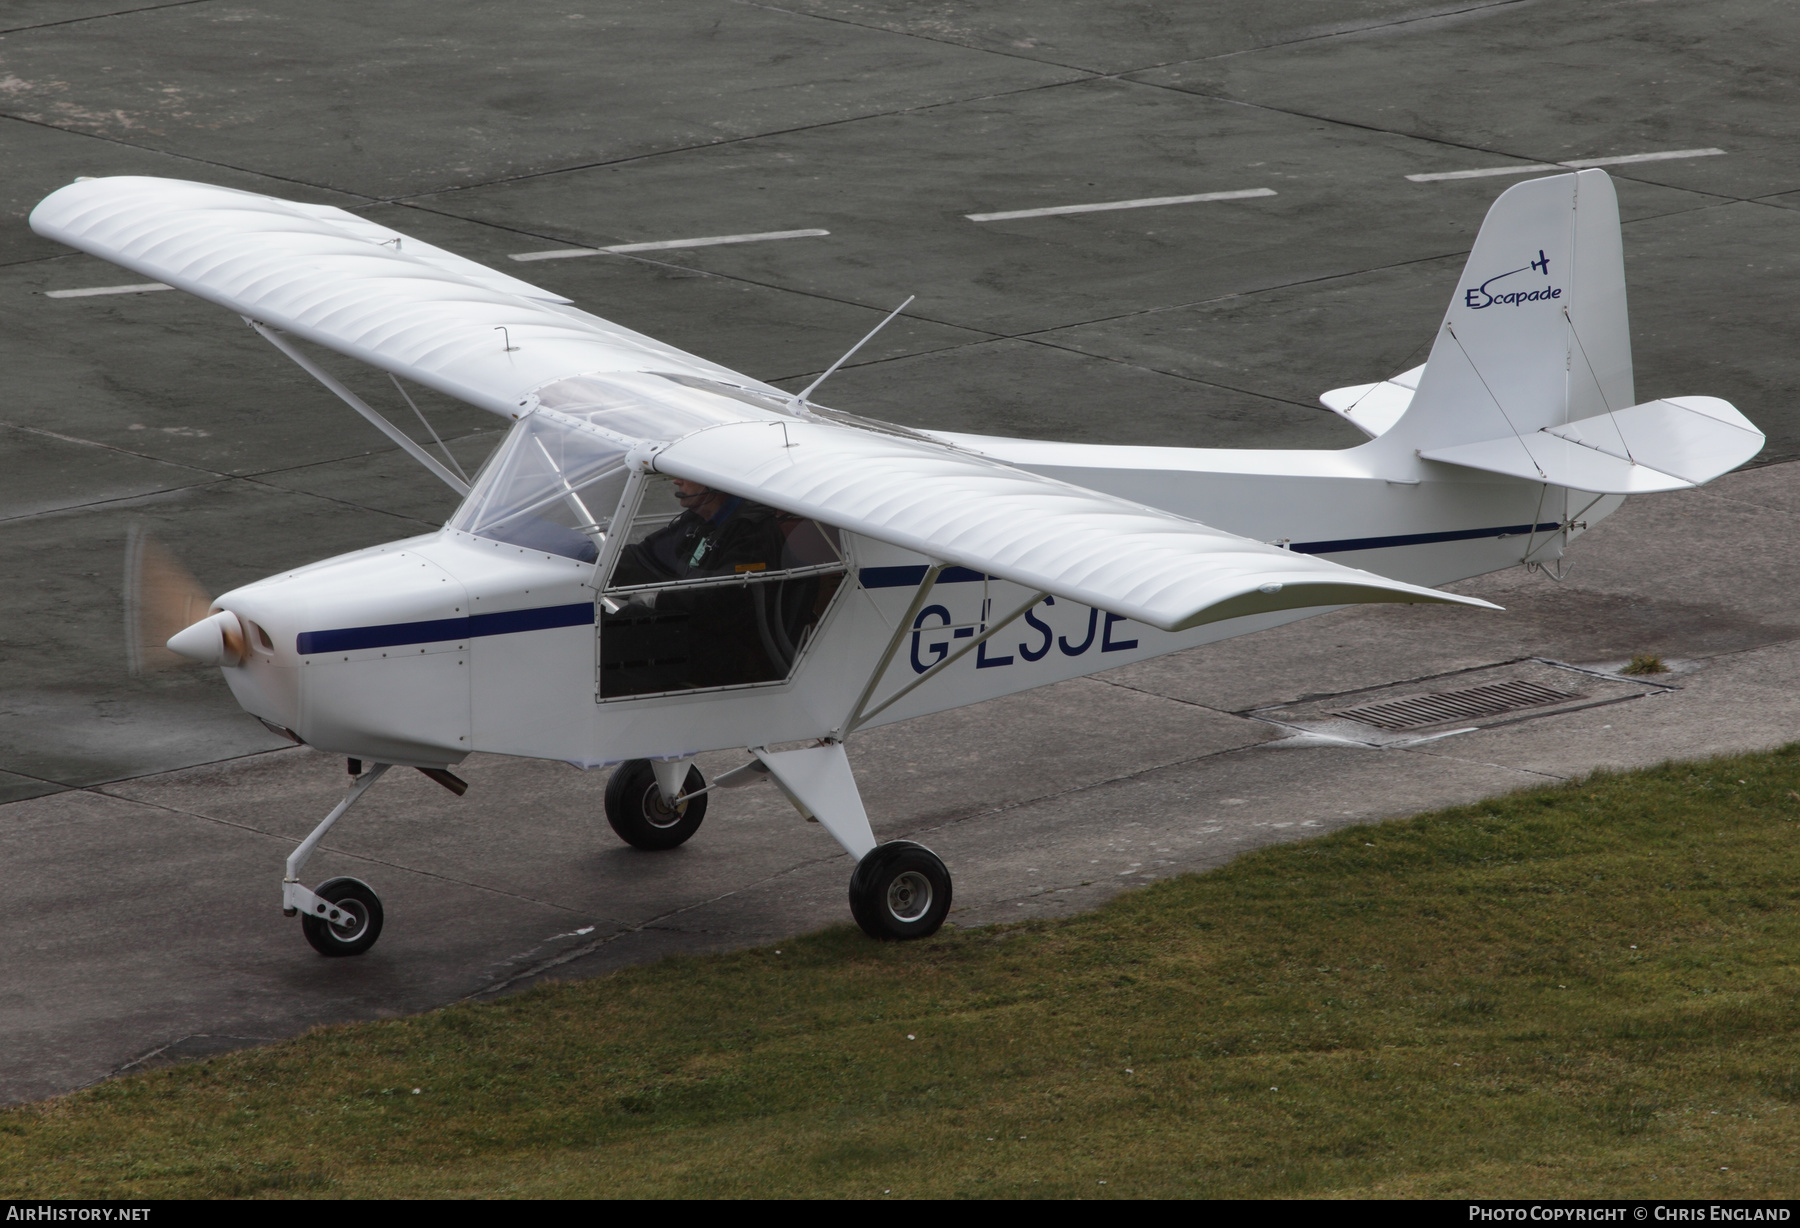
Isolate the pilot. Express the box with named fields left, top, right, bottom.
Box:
left=609, top=479, right=785, bottom=587
left=604, top=479, right=790, bottom=692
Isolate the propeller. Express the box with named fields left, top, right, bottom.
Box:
left=123, top=524, right=243, bottom=674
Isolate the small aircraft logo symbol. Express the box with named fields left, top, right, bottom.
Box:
left=1465, top=248, right=1559, bottom=309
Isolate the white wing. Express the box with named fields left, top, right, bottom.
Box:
left=28, top=176, right=767, bottom=419
left=35, top=175, right=1499, bottom=632
left=652, top=417, right=1497, bottom=633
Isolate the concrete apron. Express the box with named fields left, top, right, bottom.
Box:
left=5, top=457, right=1799, bottom=1106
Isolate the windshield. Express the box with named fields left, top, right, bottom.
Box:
left=449, top=414, right=631, bottom=562
left=448, top=371, right=800, bottom=563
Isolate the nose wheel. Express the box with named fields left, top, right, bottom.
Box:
left=299, top=876, right=385, bottom=956
left=849, top=841, right=952, bottom=940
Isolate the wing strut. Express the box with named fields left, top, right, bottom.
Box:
left=848, top=588, right=1048, bottom=734
left=833, top=565, right=1048, bottom=738
left=247, top=319, right=471, bottom=496
left=835, top=562, right=945, bottom=739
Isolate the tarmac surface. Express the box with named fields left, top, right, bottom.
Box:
left=3, top=0, right=1798, bottom=1105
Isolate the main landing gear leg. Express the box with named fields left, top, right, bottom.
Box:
left=284, top=762, right=390, bottom=956
left=754, top=742, right=952, bottom=940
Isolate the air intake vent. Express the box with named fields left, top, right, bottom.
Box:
left=1332, top=679, right=1580, bottom=730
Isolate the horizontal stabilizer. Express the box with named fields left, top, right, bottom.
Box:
left=1420, top=396, right=1763, bottom=494
left=1319, top=365, right=1422, bottom=439
left=650, top=417, right=1500, bottom=633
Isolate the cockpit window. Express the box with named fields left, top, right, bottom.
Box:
left=449, top=414, right=630, bottom=562
left=597, top=474, right=846, bottom=699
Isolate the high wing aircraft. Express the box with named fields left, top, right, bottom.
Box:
left=29, top=169, right=1762, bottom=954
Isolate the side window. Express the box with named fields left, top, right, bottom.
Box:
left=596, top=476, right=846, bottom=699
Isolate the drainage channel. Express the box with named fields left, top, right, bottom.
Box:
left=1243, top=657, right=1678, bottom=748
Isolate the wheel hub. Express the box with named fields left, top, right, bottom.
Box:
left=328, top=899, right=368, bottom=941
left=886, top=870, right=933, bottom=922
left=641, top=784, right=686, bottom=829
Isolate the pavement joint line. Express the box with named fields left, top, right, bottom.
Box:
left=1086, top=674, right=1255, bottom=720
left=730, top=0, right=1115, bottom=76
left=1406, top=148, right=1727, bottom=183
left=0, top=251, right=80, bottom=271
left=726, top=192, right=1733, bottom=395
left=230, top=474, right=450, bottom=529
left=0, top=0, right=215, bottom=36
left=1193, top=0, right=1531, bottom=63
left=1396, top=744, right=1568, bottom=781
left=0, top=420, right=223, bottom=476
left=392, top=72, right=1100, bottom=204
left=387, top=200, right=1014, bottom=352
left=108, top=1033, right=279, bottom=1081
left=510, top=228, right=831, bottom=262
left=0, top=111, right=380, bottom=204
left=458, top=847, right=858, bottom=1001
left=0, top=482, right=229, bottom=527
left=1116, top=77, right=1759, bottom=209
left=896, top=738, right=1290, bottom=845
left=757, top=249, right=1469, bottom=406
left=0, top=418, right=470, bottom=529
left=1, top=742, right=300, bottom=795
left=1678, top=484, right=1800, bottom=522
left=741, top=0, right=1529, bottom=82
left=967, top=188, right=1276, bottom=222
left=0, top=470, right=443, bottom=530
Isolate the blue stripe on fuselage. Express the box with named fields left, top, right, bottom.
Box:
left=1290, top=522, right=1561, bottom=555
left=301, top=522, right=1562, bottom=653
left=296, top=602, right=594, bottom=655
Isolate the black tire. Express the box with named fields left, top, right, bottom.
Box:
left=849, top=841, right=952, bottom=940
left=299, top=877, right=384, bottom=957
left=604, top=759, right=708, bottom=850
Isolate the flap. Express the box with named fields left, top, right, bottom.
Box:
left=652, top=418, right=1498, bottom=633
left=1420, top=396, right=1764, bottom=494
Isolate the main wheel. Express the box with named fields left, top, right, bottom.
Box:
left=604, top=759, right=708, bottom=850
left=299, top=877, right=384, bottom=956
left=849, top=841, right=952, bottom=940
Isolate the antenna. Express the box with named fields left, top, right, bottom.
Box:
left=789, top=295, right=914, bottom=410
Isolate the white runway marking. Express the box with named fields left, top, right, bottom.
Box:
left=1407, top=148, right=1725, bottom=182
left=510, top=228, right=829, bottom=262
left=966, top=187, right=1276, bottom=222
left=46, top=282, right=173, bottom=298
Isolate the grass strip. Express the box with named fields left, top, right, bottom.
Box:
left=4, top=747, right=1799, bottom=1198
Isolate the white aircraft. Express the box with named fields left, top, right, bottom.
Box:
left=30, top=170, right=1762, bottom=955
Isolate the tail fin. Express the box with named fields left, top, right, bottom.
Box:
left=1380, top=168, right=1632, bottom=456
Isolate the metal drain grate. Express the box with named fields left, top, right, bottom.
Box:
left=1332, top=679, right=1581, bottom=730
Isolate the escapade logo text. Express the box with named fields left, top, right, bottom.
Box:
left=1464, top=249, right=1561, bottom=309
